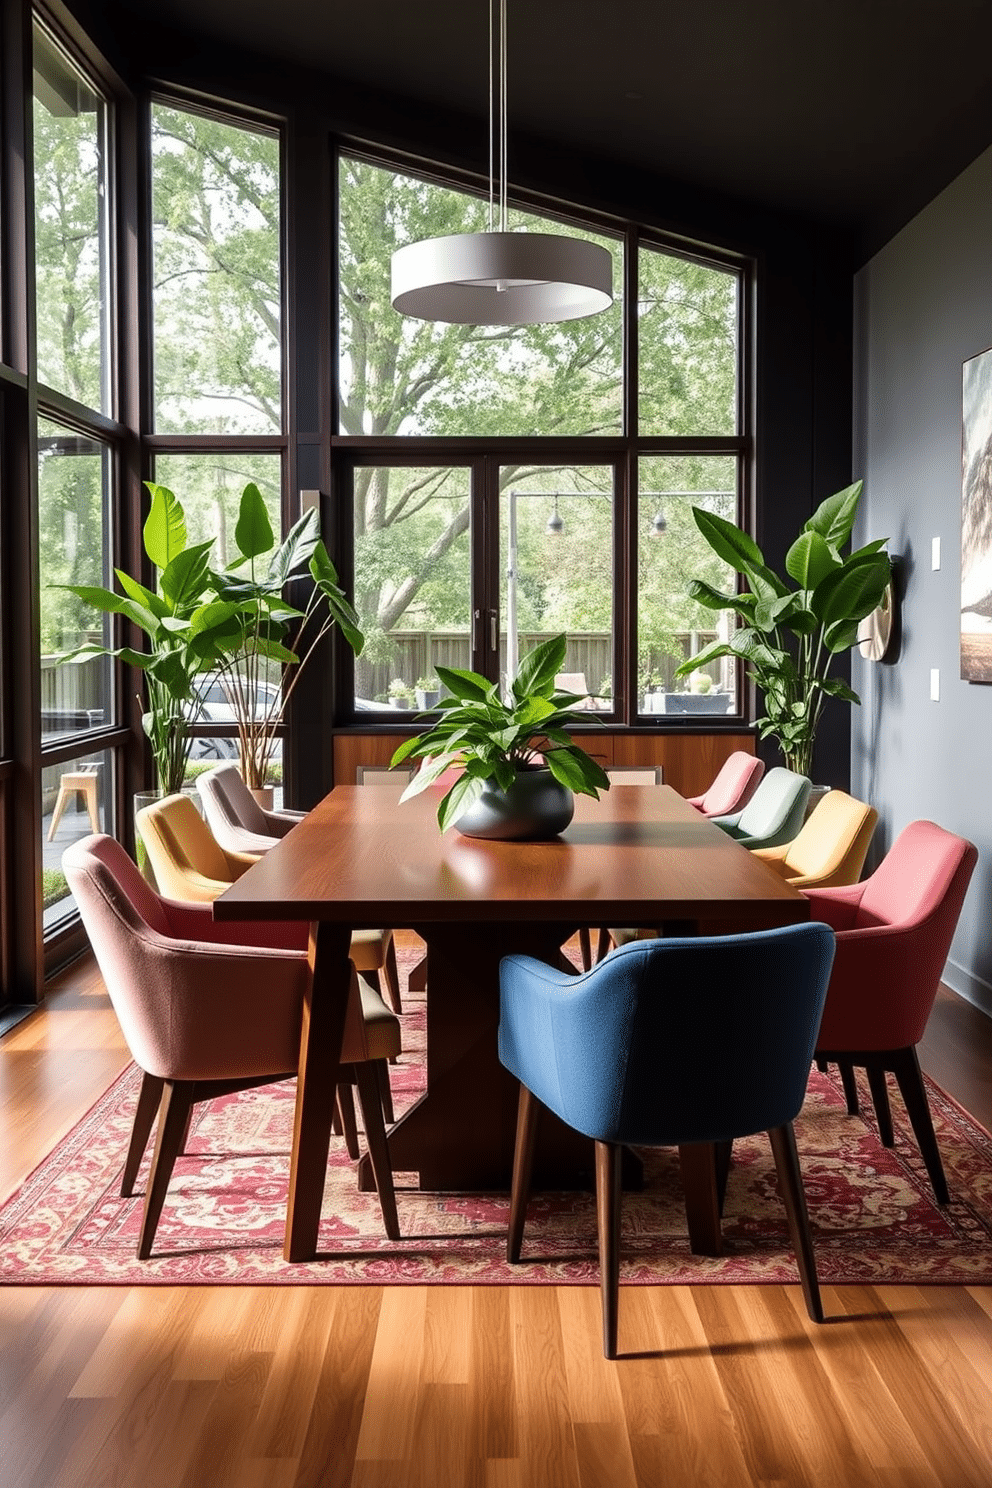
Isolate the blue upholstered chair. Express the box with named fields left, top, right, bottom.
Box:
left=709, top=765, right=812, bottom=850
left=499, top=924, right=836, bottom=1358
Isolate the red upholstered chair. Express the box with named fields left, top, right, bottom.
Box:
left=803, top=819, right=978, bottom=1204
left=686, top=751, right=765, bottom=818
left=62, top=834, right=400, bottom=1257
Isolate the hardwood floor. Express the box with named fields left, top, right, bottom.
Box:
left=1, top=946, right=991, bottom=1487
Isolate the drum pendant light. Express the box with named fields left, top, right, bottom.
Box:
left=390, top=0, right=613, bottom=326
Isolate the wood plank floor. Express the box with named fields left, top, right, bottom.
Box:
left=1, top=946, right=991, bottom=1487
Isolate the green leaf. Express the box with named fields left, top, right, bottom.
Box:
left=691, top=506, right=765, bottom=572
left=685, top=579, right=752, bottom=614
left=812, top=552, right=891, bottom=630
left=143, top=483, right=187, bottom=571
left=785, top=529, right=839, bottom=590
left=115, top=572, right=166, bottom=619
left=513, top=635, right=567, bottom=699
left=158, top=541, right=215, bottom=611
left=437, top=773, right=484, bottom=833
left=434, top=664, right=493, bottom=703
left=816, top=676, right=861, bottom=704
left=268, top=507, right=321, bottom=588
left=674, top=640, right=734, bottom=678
left=804, top=481, right=863, bottom=550
left=234, top=483, right=275, bottom=561
left=309, top=542, right=364, bottom=655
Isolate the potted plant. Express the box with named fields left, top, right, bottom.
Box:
left=414, top=675, right=441, bottom=710
left=391, top=634, right=610, bottom=837
left=56, top=482, right=215, bottom=795
left=191, top=483, right=364, bottom=797
left=674, top=481, right=890, bottom=777
left=388, top=677, right=413, bottom=710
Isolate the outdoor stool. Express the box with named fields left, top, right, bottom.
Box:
left=48, top=768, right=101, bottom=839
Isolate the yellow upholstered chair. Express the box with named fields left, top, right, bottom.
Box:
left=751, top=789, right=878, bottom=890
left=135, top=793, right=402, bottom=1012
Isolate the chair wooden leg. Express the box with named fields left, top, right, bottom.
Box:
left=815, top=1057, right=829, bottom=1074
left=137, top=1080, right=194, bottom=1261
left=890, top=1046, right=950, bottom=1205
left=353, top=1062, right=400, bottom=1240
left=409, top=954, right=428, bottom=992
left=866, top=1062, right=894, bottom=1146
left=507, top=1083, right=541, bottom=1263
left=336, top=1084, right=360, bottom=1161
left=595, top=1140, right=622, bottom=1360
left=594, top=928, right=612, bottom=964
left=768, top=1122, right=823, bottom=1323
left=838, top=1059, right=860, bottom=1115
left=121, top=1072, right=164, bottom=1198
left=374, top=1058, right=394, bottom=1125
left=381, top=936, right=403, bottom=1015
left=578, top=927, right=592, bottom=971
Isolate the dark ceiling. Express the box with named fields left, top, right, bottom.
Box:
left=111, top=0, right=992, bottom=253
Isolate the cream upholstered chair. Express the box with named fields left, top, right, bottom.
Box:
left=62, top=834, right=400, bottom=1256
left=752, top=789, right=878, bottom=890
left=136, top=792, right=402, bottom=1013
left=197, top=762, right=304, bottom=856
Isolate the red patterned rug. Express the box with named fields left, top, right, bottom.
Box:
left=2, top=947, right=991, bottom=1286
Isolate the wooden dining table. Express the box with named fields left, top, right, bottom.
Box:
left=214, top=782, right=809, bottom=1262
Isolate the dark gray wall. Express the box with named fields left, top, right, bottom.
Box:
left=853, top=146, right=992, bottom=1014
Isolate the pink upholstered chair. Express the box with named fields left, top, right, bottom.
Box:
left=803, top=819, right=978, bottom=1204
left=686, top=751, right=765, bottom=817
left=62, top=834, right=400, bottom=1257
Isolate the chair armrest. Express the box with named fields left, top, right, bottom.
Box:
left=161, top=897, right=309, bottom=951
left=262, top=807, right=306, bottom=836
left=685, top=793, right=706, bottom=809
left=710, top=811, right=743, bottom=833
left=801, top=882, right=865, bottom=931
left=222, top=846, right=262, bottom=876
left=752, top=843, right=790, bottom=864
left=815, top=923, right=940, bottom=1049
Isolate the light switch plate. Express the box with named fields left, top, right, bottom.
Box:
left=932, top=536, right=941, bottom=570
left=930, top=668, right=940, bottom=701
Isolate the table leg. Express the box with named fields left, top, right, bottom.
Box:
left=358, top=920, right=643, bottom=1193
left=284, top=919, right=353, bottom=1262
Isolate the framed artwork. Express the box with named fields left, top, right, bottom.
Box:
left=961, top=346, right=992, bottom=681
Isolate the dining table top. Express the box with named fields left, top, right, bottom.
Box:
left=213, top=781, right=809, bottom=931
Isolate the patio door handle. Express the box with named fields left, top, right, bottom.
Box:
left=489, top=610, right=498, bottom=653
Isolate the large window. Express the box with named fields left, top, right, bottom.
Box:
left=338, top=157, right=623, bottom=439
left=33, top=22, right=112, bottom=413
left=338, top=155, right=746, bottom=719
left=151, top=105, right=282, bottom=433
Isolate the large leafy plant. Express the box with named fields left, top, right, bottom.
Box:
left=58, top=482, right=216, bottom=794
left=391, top=634, right=611, bottom=832
left=58, top=481, right=364, bottom=795
left=189, top=484, right=364, bottom=790
left=675, top=481, right=890, bottom=777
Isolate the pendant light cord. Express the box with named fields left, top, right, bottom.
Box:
left=488, top=0, right=508, bottom=234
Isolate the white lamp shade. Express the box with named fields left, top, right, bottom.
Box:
left=391, top=231, right=613, bottom=325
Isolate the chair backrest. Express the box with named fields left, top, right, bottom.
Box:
left=499, top=923, right=835, bottom=1148
left=198, top=762, right=270, bottom=835
left=606, top=766, right=664, bottom=785
left=784, top=789, right=878, bottom=884
left=736, top=767, right=811, bottom=841
left=356, top=765, right=415, bottom=788
left=856, top=819, right=977, bottom=933
left=700, top=751, right=764, bottom=816
left=136, top=792, right=237, bottom=901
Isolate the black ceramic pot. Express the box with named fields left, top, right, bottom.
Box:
left=454, top=766, right=574, bottom=841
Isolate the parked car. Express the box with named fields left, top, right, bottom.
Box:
left=187, top=676, right=283, bottom=764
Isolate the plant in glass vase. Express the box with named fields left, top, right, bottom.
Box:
left=675, top=481, right=890, bottom=777
left=391, top=634, right=610, bottom=837
left=56, top=482, right=215, bottom=794
left=192, top=483, right=364, bottom=792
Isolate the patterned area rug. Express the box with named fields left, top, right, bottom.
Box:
left=2, top=947, right=991, bottom=1286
